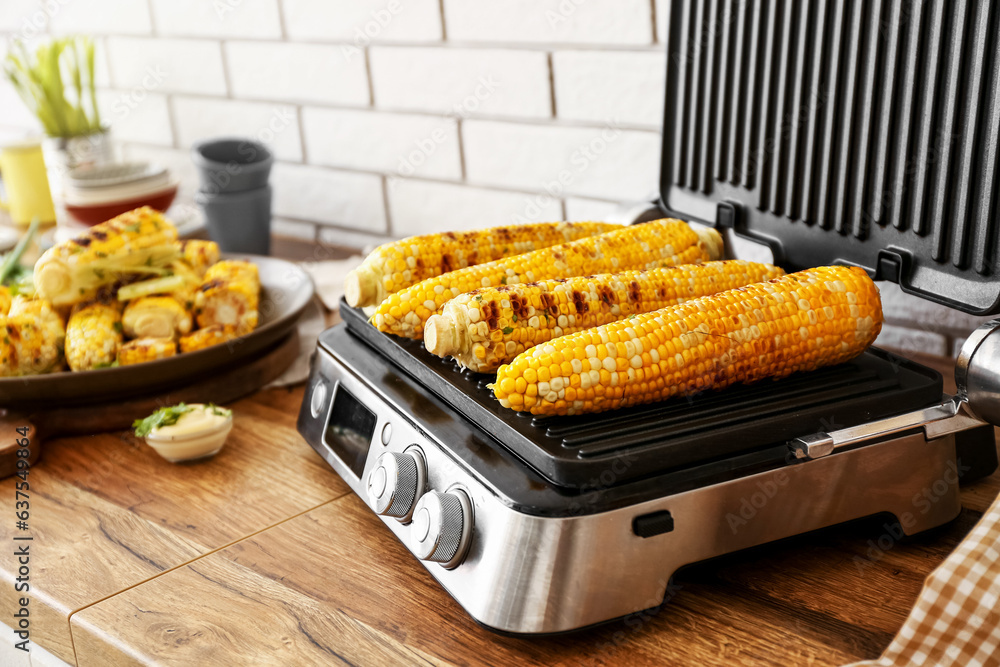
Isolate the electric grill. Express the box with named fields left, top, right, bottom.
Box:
left=298, top=0, right=1000, bottom=634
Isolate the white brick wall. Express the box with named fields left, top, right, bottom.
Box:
left=0, top=0, right=989, bottom=353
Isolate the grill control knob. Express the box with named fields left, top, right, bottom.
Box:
left=367, top=449, right=425, bottom=520
left=410, top=489, right=473, bottom=568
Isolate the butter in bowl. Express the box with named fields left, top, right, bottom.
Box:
left=133, top=403, right=233, bottom=463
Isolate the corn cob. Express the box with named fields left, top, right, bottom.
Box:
left=426, top=260, right=785, bottom=373
left=65, top=299, right=123, bottom=371
left=34, top=207, right=180, bottom=307
left=345, top=221, right=622, bottom=308
left=123, top=296, right=193, bottom=339
left=0, top=315, right=64, bottom=376
left=117, top=337, right=178, bottom=366
left=374, top=219, right=722, bottom=339
left=180, top=240, right=220, bottom=277
left=0, top=286, right=11, bottom=316
left=9, top=295, right=66, bottom=340
left=194, top=260, right=260, bottom=334
left=179, top=325, right=239, bottom=353
left=492, top=266, right=882, bottom=416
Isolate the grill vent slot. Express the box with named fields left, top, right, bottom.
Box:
left=662, top=0, right=1000, bottom=310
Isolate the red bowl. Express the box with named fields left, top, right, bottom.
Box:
left=64, top=184, right=178, bottom=226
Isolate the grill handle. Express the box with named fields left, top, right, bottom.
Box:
left=956, top=319, right=1000, bottom=426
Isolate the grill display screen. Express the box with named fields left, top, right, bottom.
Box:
left=323, top=386, right=376, bottom=478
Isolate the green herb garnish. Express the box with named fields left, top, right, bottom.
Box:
left=133, top=403, right=194, bottom=437
left=502, top=326, right=514, bottom=334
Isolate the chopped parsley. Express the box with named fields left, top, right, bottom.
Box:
left=133, top=403, right=232, bottom=438
left=500, top=277, right=507, bottom=285
left=474, top=295, right=482, bottom=302
left=512, top=314, right=518, bottom=322
left=502, top=326, right=514, bottom=334
left=112, top=321, right=123, bottom=334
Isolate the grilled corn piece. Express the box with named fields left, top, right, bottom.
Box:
left=65, top=299, right=123, bottom=371
left=123, top=296, right=193, bottom=339
left=179, top=325, right=239, bottom=353
left=426, top=260, right=785, bottom=372
left=117, top=337, right=177, bottom=366
left=0, top=286, right=11, bottom=316
left=492, top=266, right=882, bottom=416
left=180, top=240, right=220, bottom=277
left=374, top=219, right=722, bottom=339
left=194, top=260, right=260, bottom=334
left=345, top=221, right=621, bottom=308
left=34, top=207, right=180, bottom=306
left=0, top=315, right=63, bottom=376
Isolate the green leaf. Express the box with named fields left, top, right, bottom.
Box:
left=502, top=326, right=514, bottom=335
left=133, top=403, right=194, bottom=437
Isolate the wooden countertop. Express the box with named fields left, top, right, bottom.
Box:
left=3, top=322, right=998, bottom=664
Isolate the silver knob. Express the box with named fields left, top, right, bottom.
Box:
left=367, top=449, right=425, bottom=519
left=410, top=489, right=473, bottom=568
left=957, top=319, right=1000, bottom=425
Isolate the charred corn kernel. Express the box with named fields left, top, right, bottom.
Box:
left=117, top=337, right=178, bottom=365
left=34, top=207, right=180, bottom=307
left=65, top=299, right=123, bottom=371
left=123, top=296, right=193, bottom=339
left=375, top=219, right=722, bottom=339
left=492, top=266, right=882, bottom=416
left=179, top=325, right=239, bottom=353
left=180, top=239, right=220, bottom=277
left=0, top=314, right=64, bottom=376
left=194, top=260, right=260, bottom=334
left=345, top=221, right=621, bottom=308
left=9, top=296, right=67, bottom=348
left=426, top=260, right=785, bottom=372
left=0, top=286, right=11, bottom=316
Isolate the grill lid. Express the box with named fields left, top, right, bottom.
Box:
left=659, top=0, right=1000, bottom=314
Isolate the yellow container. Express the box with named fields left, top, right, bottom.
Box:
left=0, top=139, right=56, bottom=225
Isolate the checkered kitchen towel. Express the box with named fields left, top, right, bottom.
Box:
left=845, top=492, right=1000, bottom=667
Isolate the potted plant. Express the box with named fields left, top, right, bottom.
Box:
left=3, top=36, right=114, bottom=195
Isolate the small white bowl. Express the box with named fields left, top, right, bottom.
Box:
left=144, top=407, right=233, bottom=463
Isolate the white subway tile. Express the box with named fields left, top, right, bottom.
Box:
left=553, top=50, right=666, bottom=127
left=874, top=324, right=947, bottom=357
left=370, top=47, right=550, bottom=119
left=564, top=197, right=624, bottom=222
left=877, top=282, right=992, bottom=336
left=444, top=0, right=653, bottom=45
left=98, top=90, right=173, bottom=147
left=387, top=179, right=562, bottom=236
left=656, top=0, right=669, bottom=44
left=224, top=41, right=369, bottom=106
left=50, top=0, right=152, bottom=35
left=302, top=107, right=461, bottom=179
left=151, top=0, right=282, bottom=39
left=172, top=97, right=303, bottom=162
left=282, top=0, right=441, bottom=43
left=0, top=0, right=47, bottom=34
left=107, top=37, right=226, bottom=96
left=462, top=120, right=661, bottom=201
left=318, top=225, right=393, bottom=251
left=272, top=217, right=317, bottom=240
left=271, top=162, right=386, bottom=233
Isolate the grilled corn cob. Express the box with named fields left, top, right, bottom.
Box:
left=374, top=219, right=722, bottom=339
left=0, top=315, right=63, bottom=376
left=117, top=337, right=177, bottom=365
left=345, top=221, right=622, bottom=308
left=180, top=240, right=220, bottom=277
left=179, top=325, right=239, bottom=353
left=492, top=266, right=882, bottom=416
left=426, top=260, right=785, bottom=372
left=0, top=286, right=11, bottom=316
left=123, top=296, right=193, bottom=339
left=65, top=299, right=123, bottom=371
left=194, top=260, right=260, bottom=334
left=34, top=207, right=180, bottom=306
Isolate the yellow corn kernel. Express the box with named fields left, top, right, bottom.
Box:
left=179, top=325, right=239, bottom=353
left=117, top=337, right=177, bottom=366
left=492, top=266, right=882, bottom=416
left=65, top=299, right=123, bottom=371
left=193, top=260, right=260, bottom=334
left=376, top=218, right=722, bottom=339
left=425, top=260, right=783, bottom=372
left=345, top=221, right=621, bottom=308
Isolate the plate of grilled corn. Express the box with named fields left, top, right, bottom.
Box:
left=346, top=217, right=884, bottom=417
left=0, top=206, right=313, bottom=405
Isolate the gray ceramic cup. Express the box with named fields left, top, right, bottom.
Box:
left=195, top=185, right=272, bottom=255
left=191, top=137, right=273, bottom=194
